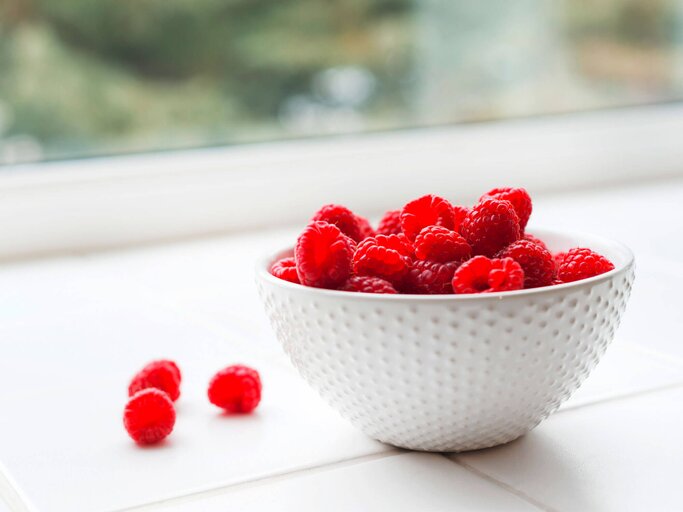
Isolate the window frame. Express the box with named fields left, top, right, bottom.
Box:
left=1, top=103, right=682, bottom=260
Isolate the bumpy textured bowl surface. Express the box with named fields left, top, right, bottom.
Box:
left=256, top=229, right=634, bottom=452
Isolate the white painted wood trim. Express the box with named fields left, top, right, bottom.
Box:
left=1, top=104, right=682, bottom=259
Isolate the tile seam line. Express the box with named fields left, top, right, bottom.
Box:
left=444, top=383, right=683, bottom=512
left=445, top=456, right=556, bottom=512
left=78, top=261, right=274, bottom=354
left=110, top=449, right=404, bottom=512
left=556, top=380, right=683, bottom=416
left=620, top=339, right=683, bottom=367
left=0, top=460, right=37, bottom=512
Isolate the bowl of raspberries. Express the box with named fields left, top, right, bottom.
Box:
left=257, top=188, right=634, bottom=451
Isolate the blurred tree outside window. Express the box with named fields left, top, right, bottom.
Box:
left=1, top=0, right=682, bottom=164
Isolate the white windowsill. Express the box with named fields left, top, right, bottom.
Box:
left=1, top=104, right=683, bottom=260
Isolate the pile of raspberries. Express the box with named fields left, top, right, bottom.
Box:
left=270, top=188, right=614, bottom=294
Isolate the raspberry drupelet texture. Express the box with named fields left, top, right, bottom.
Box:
left=124, top=388, right=176, bottom=445
left=452, top=256, right=524, bottom=293
left=460, top=198, right=521, bottom=257
left=355, top=215, right=376, bottom=240
left=481, top=187, right=532, bottom=231
left=312, top=204, right=363, bottom=242
left=452, top=205, right=469, bottom=233
left=161, top=360, right=181, bottom=383
left=405, top=260, right=460, bottom=294
left=295, top=221, right=356, bottom=289
left=498, top=239, right=554, bottom=289
left=400, top=194, right=456, bottom=241
left=270, top=257, right=300, bottom=284
left=128, top=360, right=181, bottom=402
left=523, top=233, right=548, bottom=251
left=414, top=226, right=471, bottom=263
left=340, top=275, right=398, bottom=294
left=353, top=234, right=414, bottom=286
left=376, top=209, right=403, bottom=236
left=556, top=247, right=614, bottom=283
left=208, top=365, right=262, bottom=413
left=553, top=252, right=567, bottom=275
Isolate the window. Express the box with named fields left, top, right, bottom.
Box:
left=1, top=0, right=682, bottom=165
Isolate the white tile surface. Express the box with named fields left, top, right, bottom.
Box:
left=532, top=179, right=683, bottom=263
left=0, top=298, right=388, bottom=512
left=0, top=180, right=682, bottom=511
left=562, top=340, right=683, bottom=410
left=455, top=386, right=683, bottom=512
left=83, top=229, right=297, bottom=358
left=616, top=264, right=683, bottom=359
left=152, top=453, right=537, bottom=512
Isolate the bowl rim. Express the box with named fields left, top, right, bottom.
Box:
left=256, top=227, right=635, bottom=301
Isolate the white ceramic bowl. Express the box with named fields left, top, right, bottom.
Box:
left=256, top=229, right=634, bottom=452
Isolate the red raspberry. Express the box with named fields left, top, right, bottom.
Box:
left=460, top=198, right=521, bottom=257
left=414, top=226, right=471, bottom=263
left=553, top=252, right=567, bottom=278
left=355, top=215, right=376, bottom=240
left=352, top=234, right=413, bottom=285
left=556, top=248, right=614, bottom=283
left=523, top=233, right=548, bottom=251
left=208, top=365, right=262, bottom=413
left=481, top=187, right=532, bottom=231
left=405, top=260, right=460, bottom=294
left=270, top=257, right=300, bottom=284
left=163, top=360, right=181, bottom=382
left=129, top=360, right=181, bottom=402
left=312, top=204, right=363, bottom=242
left=340, top=275, right=397, bottom=294
left=400, top=195, right=456, bottom=241
left=295, top=221, right=356, bottom=289
left=498, top=239, right=554, bottom=288
left=452, top=205, right=469, bottom=233
left=376, top=209, right=402, bottom=236
left=124, top=389, right=176, bottom=445
left=452, top=256, right=524, bottom=293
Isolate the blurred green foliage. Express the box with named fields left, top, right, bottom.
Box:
left=0, top=0, right=681, bottom=162
left=0, top=0, right=414, bottom=159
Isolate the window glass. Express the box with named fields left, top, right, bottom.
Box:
left=1, top=0, right=682, bottom=164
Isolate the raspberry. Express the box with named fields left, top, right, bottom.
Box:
left=352, top=234, right=413, bottom=285
left=400, top=195, right=456, bottom=241
left=295, top=221, right=356, bottom=289
left=376, top=209, right=402, bottom=236
left=414, top=226, right=471, bottom=263
left=498, top=239, right=554, bottom=288
left=460, top=198, right=521, bottom=257
left=208, top=365, right=262, bottom=413
left=340, top=275, right=397, bottom=294
left=129, top=360, right=181, bottom=402
left=312, top=204, right=363, bottom=242
left=523, top=233, right=548, bottom=251
left=405, top=260, right=460, bottom=294
left=481, top=187, right=532, bottom=231
left=556, top=248, right=614, bottom=283
left=355, top=215, right=376, bottom=240
left=452, top=205, right=469, bottom=233
left=270, top=257, right=300, bottom=284
left=452, top=256, right=524, bottom=293
left=163, top=360, right=181, bottom=383
left=124, top=389, right=176, bottom=445
left=553, top=252, right=567, bottom=278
